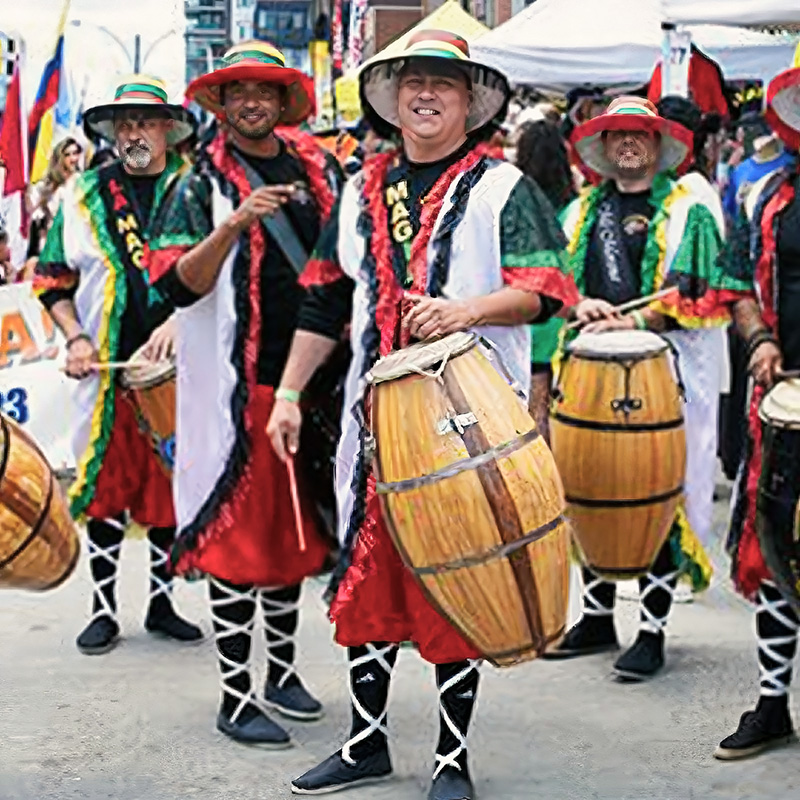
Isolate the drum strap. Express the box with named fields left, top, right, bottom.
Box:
left=757, top=580, right=800, bottom=697
left=259, top=586, right=301, bottom=690
left=231, top=151, right=309, bottom=275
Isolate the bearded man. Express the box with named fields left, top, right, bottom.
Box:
left=147, top=41, right=342, bottom=748
left=267, top=30, right=579, bottom=800
left=543, top=96, right=731, bottom=680
left=34, top=77, right=202, bottom=655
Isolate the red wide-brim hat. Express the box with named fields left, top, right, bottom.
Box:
left=187, top=40, right=315, bottom=125
left=765, top=44, right=800, bottom=151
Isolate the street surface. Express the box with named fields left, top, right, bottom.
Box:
left=2, top=485, right=798, bottom=800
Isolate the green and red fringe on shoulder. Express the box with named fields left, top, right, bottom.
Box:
left=728, top=168, right=798, bottom=600
left=164, top=130, right=339, bottom=574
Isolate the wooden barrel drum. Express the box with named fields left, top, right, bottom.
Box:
left=368, top=332, right=569, bottom=667
left=0, top=415, right=80, bottom=590
left=550, top=331, right=686, bottom=579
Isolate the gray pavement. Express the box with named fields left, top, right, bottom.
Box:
left=2, top=491, right=799, bottom=800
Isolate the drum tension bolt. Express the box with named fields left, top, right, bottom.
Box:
left=610, top=397, right=643, bottom=414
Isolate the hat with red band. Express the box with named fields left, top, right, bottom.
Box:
left=186, top=40, right=315, bottom=125
left=765, top=42, right=800, bottom=151
left=570, top=95, right=694, bottom=182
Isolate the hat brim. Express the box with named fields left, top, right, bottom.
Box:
left=360, top=55, right=510, bottom=135
left=766, top=67, right=800, bottom=151
left=570, top=114, right=693, bottom=183
left=186, top=64, right=315, bottom=126
left=83, top=101, right=196, bottom=146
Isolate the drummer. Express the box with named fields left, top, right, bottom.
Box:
left=33, top=77, right=202, bottom=654
left=714, top=53, right=800, bottom=760
left=544, top=96, right=730, bottom=680
left=146, top=42, right=341, bottom=748
left=266, top=30, right=579, bottom=799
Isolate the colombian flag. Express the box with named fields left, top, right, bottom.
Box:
left=28, top=0, right=71, bottom=184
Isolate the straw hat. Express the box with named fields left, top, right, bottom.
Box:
left=186, top=40, right=315, bottom=125
left=360, top=29, right=510, bottom=134
left=765, top=42, right=800, bottom=151
left=570, top=96, right=693, bottom=183
left=83, top=76, right=194, bottom=146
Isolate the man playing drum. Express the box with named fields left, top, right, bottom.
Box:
left=544, top=96, right=728, bottom=680
left=33, top=76, right=202, bottom=655
left=715, top=52, right=800, bottom=760
left=147, top=42, right=342, bottom=748
left=266, top=30, right=579, bottom=799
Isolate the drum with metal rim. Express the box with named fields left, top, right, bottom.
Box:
left=367, top=332, right=569, bottom=668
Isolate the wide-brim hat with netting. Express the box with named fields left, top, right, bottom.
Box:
left=360, top=29, right=510, bottom=135
left=765, top=42, right=800, bottom=151
left=570, top=96, right=694, bottom=183
left=83, top=76, right=195, bottom=146
left=186, top=40, right=315, bottom=125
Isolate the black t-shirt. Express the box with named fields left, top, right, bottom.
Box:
left=238, top=144, right=322, bottom=386
left=585, top=186, right=654, bottom=304
left=118, top=173, right=162, bottom=361
left=778, top=177, right=800, bottom=370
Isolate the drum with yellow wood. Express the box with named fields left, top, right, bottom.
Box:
left=550, top=330, right=686, bottom=579
left=367, top=332, right=569, bottom=667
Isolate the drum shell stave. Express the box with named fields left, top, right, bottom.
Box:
left=550, top=333, right=686, bottom=579
left=0, top=416, right=79, bottom=590
left=371, top=337, right=569, bottom=667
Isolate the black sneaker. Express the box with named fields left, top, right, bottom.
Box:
left=145, top=604, right=203, bottom=643
left=264, top=678, right=324, bottom=722
left=216, top=704, right=292, bottom=750
left=715, top=699, right=796, bottom=760
left=613, top=630, right=664, bottom=681
left=428, top=766, right=474, bottom=800
left=542, top=615, right=619, bottom=659
left=291, top=748, right=393, bottom=795
left=76, top=616, right=120, bottom=655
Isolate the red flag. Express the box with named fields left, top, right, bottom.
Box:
left=0, top=60, right=27, bottom=196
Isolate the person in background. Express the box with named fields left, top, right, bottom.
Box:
left=515, top=119, right=577, bottom=440
left=0, top=225, right=12, bottom=285
left=24, top=137, right=83, bottom=280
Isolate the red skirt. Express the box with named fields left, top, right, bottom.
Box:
left=85, top=392, right=175, bottom=527
left=179, top=385, right=329, bottom=587
left=330, top=488, right=481, bottom=665
left=732, top=385, right=772, bottom=598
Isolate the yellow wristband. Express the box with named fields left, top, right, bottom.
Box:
left=275, top=387, right=302, bottom=403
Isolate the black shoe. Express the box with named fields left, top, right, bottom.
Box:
left=428, top=767, right=474, bottom=800
left=264, top=678, right=324, bottom=721
left=291, top=748, right=393, bottom=795
left=613, top=630, right=664, bottom=681
left=145, top=604, right=203, bottom=643
left=76, top=616, right=120, bottom=655
left=715, top=698, right=796, bottom=760
left=542, top=615, right=619, bottom=659
left=216, top=704, right=292, bottom=750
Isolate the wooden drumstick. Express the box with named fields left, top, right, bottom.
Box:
left=776, top=369, right=800, bottom=381
left=286, top=456, right=307, bottom=552
left=566, top=286, right=679, bottom=331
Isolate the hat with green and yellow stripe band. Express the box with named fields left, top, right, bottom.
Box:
left=187, top=40, right=315, bottom=125
left=83, top=75, right=195, bottom=146
left=360, top=29, right=510, bottom=134
left=570, top=96, right=694, bottom=183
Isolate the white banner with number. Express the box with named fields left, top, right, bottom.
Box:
left=0, top=282, right=74, bottom=471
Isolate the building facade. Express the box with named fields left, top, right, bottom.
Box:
left=185, top=0, right=231, bottom=83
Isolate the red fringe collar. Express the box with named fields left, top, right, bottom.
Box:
left=360, top=143, right=491, bottom=355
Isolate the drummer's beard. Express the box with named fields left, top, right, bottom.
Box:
left=121, top=141, right=153, bottom=170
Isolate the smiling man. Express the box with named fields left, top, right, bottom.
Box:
left=146, top=41, right=342, bottom=749
left=33, top=76, right=202, bottom=655
left=544, top=96, right=731, bottom=681
left=266, top=29, right=578, bottom=800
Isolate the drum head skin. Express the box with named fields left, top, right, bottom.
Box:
left=122, top=344, right=176, bottom=389
left=368, top=332, right=477, bottom=384
left=760, top=379, right=800, bottom=429
left=568, top=330, right=669, bottom=361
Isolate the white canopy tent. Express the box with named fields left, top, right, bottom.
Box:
left=471, top=0, right=799, bottom=92
left=661, top=0, right=800, bottom=27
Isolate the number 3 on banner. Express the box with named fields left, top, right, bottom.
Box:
left=2, top=388, right=30, bottom=424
